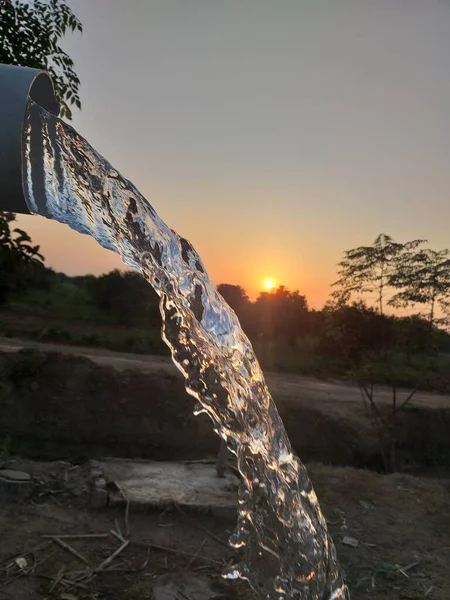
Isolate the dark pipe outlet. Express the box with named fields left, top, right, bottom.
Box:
left=0, top=63, right=59, bottom=215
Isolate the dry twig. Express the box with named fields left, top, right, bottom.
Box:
left=95, top=540, right=130, bottom=572
left=186, top=538, right=207, bottom=570
left=130, top=540, right=223, bottom=565
left=42, top=534, right=108, bottom=540
left=52, top=537, right=89, bottom=565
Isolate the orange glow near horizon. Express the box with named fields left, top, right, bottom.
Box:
left=14, top=215, right=335, bottom=310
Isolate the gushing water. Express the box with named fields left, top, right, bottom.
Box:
left=23, top=99, right=349, bottom=600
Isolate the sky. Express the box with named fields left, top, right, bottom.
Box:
left=17, top=0, right=450, bottom=307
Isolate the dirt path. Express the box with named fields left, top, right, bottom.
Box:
left=1, top=335, right=449, bottom=410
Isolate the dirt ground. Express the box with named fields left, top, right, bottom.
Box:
left=1, top=340, right=450, bottom=599
left=1, top=345, right=450, bottom=472
left=1, top=336, right=450, bottom=410
left=0, top=459, right=449, bottom=600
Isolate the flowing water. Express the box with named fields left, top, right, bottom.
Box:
left=23, top=99, right=349, bottom=600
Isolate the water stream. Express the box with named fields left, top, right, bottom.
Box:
left=23, top=99, right=349, bottom=600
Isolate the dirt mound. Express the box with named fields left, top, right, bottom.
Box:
left=1, top=349, right=450, bottom=472
left=0, top=349, right=218, bottom=462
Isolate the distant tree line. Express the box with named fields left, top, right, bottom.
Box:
left=1, top=216, right=450, bottom=390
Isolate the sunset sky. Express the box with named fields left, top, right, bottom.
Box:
left=17, top=1, right=450, bottom=308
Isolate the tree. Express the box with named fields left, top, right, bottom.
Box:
left=320, top=301, right=395, bottom=367
left=254, top=286, right=309, bottom=345
left=217, top=284, right=249, bottom=315
left=0, top=1, right=82, bottom=300
left=390, top=248, right=450, bottom=331
left=87, top=270, right=161, bottom=327
left=0, top=212, right=44, bottom=303
left=330, top=234, right=450, bottom=472
left=217, top=284, right=254, bottom=335
left=332, top=233, right=423, bottom=313
left=0, top=0, right=82, bottom=119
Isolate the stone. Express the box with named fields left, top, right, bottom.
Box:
left=342, top=536, right=358, bottom=548
left=0, top=469, right=31, bottom=481
left=90, top=459, right=238, bottom=514
left=15, top=557, right=28, bottom=570
left=90, top=476, right=108, bottom=509
left=0, top=469, right=33, bottom=503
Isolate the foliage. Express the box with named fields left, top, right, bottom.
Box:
left=0, top=1, right=82, bottom=294
left=252, top=286, right=309, bottom=344
left=320, top=301, right=395, bottom=366
left=0, top=0, right=82, bottom=119
left=329, top=233, right=450, bottom=472
left=86, top=269, right=161, bottom=328
left=217, top=284, right=249, bottom=313
left=0, top=212, right=44, bottom=304
left=217, top=283, right=254, bottom=334
left=390, top=248, right=450, bottom=328
left=331, top=233, right=424, bottom=313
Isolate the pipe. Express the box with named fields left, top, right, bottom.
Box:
left=0, top=63, right=59, bottom=215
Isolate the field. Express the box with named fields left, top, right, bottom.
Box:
left=0, top=339, right=449, bottom=599
left=2, top=302, right=450, bottom=394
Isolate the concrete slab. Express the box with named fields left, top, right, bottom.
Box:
left=90, top=459, right=238, bottom=516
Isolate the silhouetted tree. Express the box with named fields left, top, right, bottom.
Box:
left=320, top=301, right=395, bottom=366
left=217, top=283, right=257, bottom=335
left=217, top=284, right=249, bottom=315
left=330, top=234, right=450, bottom=472
left=254, top=286, right=309, bottom=346
left=332, top=233, right=423, bottom=313
left=390, top=248, right=450, bottom=331
left=88, top=270, right=160, bottom=327
left=0, top=212, right=44, bottom=303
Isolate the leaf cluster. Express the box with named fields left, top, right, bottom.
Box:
left=0, top=0, right=82, bottom=119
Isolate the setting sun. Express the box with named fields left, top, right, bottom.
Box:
left=264, top=278, right=275, bottom=291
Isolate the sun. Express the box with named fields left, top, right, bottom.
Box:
left=264, top=278, right=275, bottom=291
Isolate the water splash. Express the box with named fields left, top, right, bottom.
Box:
left=23, top=99, right=349, bottom=600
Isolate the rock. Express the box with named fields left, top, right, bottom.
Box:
left=15, top=557, right=27, bottom=570
left=342, top=536, right=358, bottom=548
left=90, top=476, right=108, bottom=509
left=29, top=381, right=40, bottom=392
left=91, top=459, right=238, bottom=514
left=0, top=469, right=30, bottom=481
left=0, top=469, right=33, bottom=503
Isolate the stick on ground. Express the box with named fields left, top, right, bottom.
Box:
left=51, top=537, right=89, bottom=565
